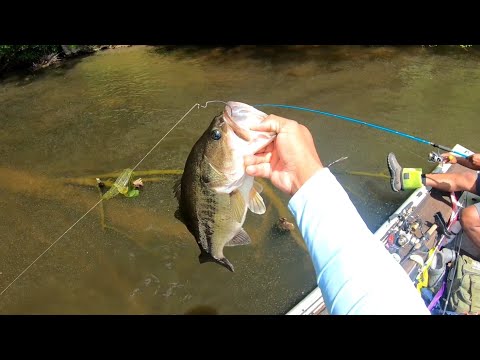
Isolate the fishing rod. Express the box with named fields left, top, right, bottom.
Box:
left=254, top=104, right=469, bottom=158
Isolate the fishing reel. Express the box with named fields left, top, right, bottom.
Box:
left=428, top=151, right=444, bottom=163
left=396, top=231, right=411, bottom=247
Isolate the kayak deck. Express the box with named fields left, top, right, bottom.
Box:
left=287, top=144, right=479, bottom=315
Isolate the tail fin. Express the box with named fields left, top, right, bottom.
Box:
left=198, top=252, right=235, bottom=272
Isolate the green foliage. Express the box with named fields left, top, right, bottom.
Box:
left=0, top=45, right=62, bottom=73
left=423, top=45, right=474, bottom=50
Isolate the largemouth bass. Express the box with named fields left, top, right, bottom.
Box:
left=174, top=101, right=276, bottom=272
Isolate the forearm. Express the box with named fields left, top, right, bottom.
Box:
left=455, top=155, right=480, bottom=170
left=288, top=168, right=430, bottom=315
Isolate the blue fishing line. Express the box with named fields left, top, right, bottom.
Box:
left=254, top=103, right=469, bottom=158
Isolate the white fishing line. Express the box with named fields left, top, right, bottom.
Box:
left=1, top=101, right=224, bottom=296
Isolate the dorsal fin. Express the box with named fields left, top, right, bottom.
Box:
left=173, top=178, right=182, bottom=202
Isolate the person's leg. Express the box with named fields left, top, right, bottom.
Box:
left=424, top=172, right=478, bottom=193
left=388, top=152, right=479, bottom=193
left=460, top=203, right=480, bottom=248
left=388, top=152, right=480, bottom=248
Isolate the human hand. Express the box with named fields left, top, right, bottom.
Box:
left=244, top=114, right=323, bottom=196
left=467, top=153, right=480, bottom=167
left=440, top=152, right=457, bottom=164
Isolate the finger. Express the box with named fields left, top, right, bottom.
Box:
left=254, top=142, right=274, bottom=155
left=246, top=163, right=272, bottom=178
left=244, top=152, right=272, bottom=167
left=249, top=115, right=292, bottom=133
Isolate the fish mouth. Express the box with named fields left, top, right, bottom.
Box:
left=223, top=109, right=252, bottom=142
left=222, top=108, right=276, bottom=153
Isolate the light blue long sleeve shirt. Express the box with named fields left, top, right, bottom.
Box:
left=288, top=168, right=430, bottom=315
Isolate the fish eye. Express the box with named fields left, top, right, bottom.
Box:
left=211, top=129, right=222, bottom=141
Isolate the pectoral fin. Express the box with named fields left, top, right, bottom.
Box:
left=226, top=228, right=251, bottom=246
left=248, top=186, right=266, bottom=214
left=253, top=181, right=263, bottom=193
left=230, top=190, right=246, bottom=223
